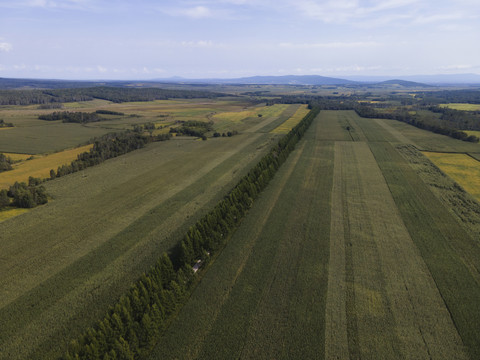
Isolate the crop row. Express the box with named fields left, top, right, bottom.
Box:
left=63, top=107, right=320, bottom=359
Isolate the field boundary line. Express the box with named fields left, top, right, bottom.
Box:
left=324, top=141, right=350, bottom=360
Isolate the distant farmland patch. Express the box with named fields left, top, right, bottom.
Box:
left=439, top=103, right=480, bottom=111
left=0, top=144, right=93, bottom=189
left=271, top=104, right=310, bottom=134
left=423, top=151, right=480, bottom=201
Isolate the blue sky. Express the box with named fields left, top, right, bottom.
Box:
left=0, top=0, right=479, bottom=79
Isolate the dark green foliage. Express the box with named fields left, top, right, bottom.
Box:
left=0, top=189, right=10, bottom=207
left=96, top=110, right=125, bottom=116
left=52, top=131, right=171, bottom=180
left=0, top=153, right=13, bottom=172
left=355, top=105, right=479, bottom=143
left=170, top=121, right=214, bottom=138
left=0, top=119, right=14, bottom=127
left=0, top=86, right=226, bottom=105
left=7, top=180, right=48, bottom=208
left=38, top=111, right=104, bottom=123
left=63, top=107, right=319, bottom=360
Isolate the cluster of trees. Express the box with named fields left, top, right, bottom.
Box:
left=0, top=177, right=48, bottom=209
left=38, top=111, right=105, bottom=123
left=0, top=119, right=14, bottom=128
left=213, top=130, right=238, bottom=138
left=62, top=106, right=320, bottom=360
left=96, top=110, right=125, bottom=116
left=0, top=153, right=13, bottom=172
left=51, top=131, right=171, bottom=179
left=170, top=120, right=214, bottom=139
left=355, top=105, right=479, bottom=143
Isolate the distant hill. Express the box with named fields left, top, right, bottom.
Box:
left=156, top=75, right=357, bottom=86
left=343, top=73, right=480, bottom=85
left=375, top=79, right=432, bottom=87
left=224, top=75, right=356, bottom=85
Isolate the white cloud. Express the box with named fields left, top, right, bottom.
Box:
left=181, top=40, right=215, bottom=47
left=0, top=42, right=12, bottom=52
left=279, top=41, right=381, bottom=49
left=164, top=5, right=217, bottom=18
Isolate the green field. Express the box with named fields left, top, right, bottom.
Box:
left=0, top=106, right=286, bottom=359
left=147, top=110, right=480, bottom=359
left=0, top=98, right=260, bottom=154
left=2, top=95, right=480, bottom=360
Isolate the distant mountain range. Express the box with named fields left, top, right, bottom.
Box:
left=156, top=73, right=480, bottom=86
left=341, top=73, right=480, bottom=85
left=1, top=73, right=480, bottom=90
left=163, top=75, right=357, bottom=86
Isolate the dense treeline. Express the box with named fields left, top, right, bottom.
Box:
left=427, top=106, right=480, bottom=131
left=0, top=89, right=93, bottom=105
left=52, top=131, right=171, bottom=179
left=62, top=107, right=320, bottom=360
left=96, top=110, right=125, bottom=116
left=0, top=177, right=48, bottom=208
left=38, top=111, right=104, bottom=123
left=355, top=105, right=479, bottom=143
left=0, top=87, right=226, bottom=105
left=417, top=90, right=480, bottom=105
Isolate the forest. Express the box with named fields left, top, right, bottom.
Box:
left=0, top=86, right=226, bottom=105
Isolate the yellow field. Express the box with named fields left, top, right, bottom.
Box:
left=439, top=103, right=480, bottom=111
left=0, top=144, right=93, bottom=189
left=271, top=105, right=309, bottom=134
left=2, top=153, right=34, bottom=161
left=0, top=208, right=30, bottom=222
left=465, top=130, right=480, bottom=138
left=423, top=152, right=480, bottom=201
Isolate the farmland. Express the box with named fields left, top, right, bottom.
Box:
left=0, top=144, right=93, bottom=189
left=149, top=110, right=480, bottom=360
left=0, top=100, right=296, bottom=359
left=440, top=103, right=480, bottom=111
left=2, top=87, right=480, bottom=360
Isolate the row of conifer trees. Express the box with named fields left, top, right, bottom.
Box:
left=63, top=106, right=320, bottom=360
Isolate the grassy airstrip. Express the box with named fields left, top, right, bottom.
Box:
left=2, top=96, right=480, bottom=359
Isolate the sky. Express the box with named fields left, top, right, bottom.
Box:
left=0, top=0, right=479, bottom=80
